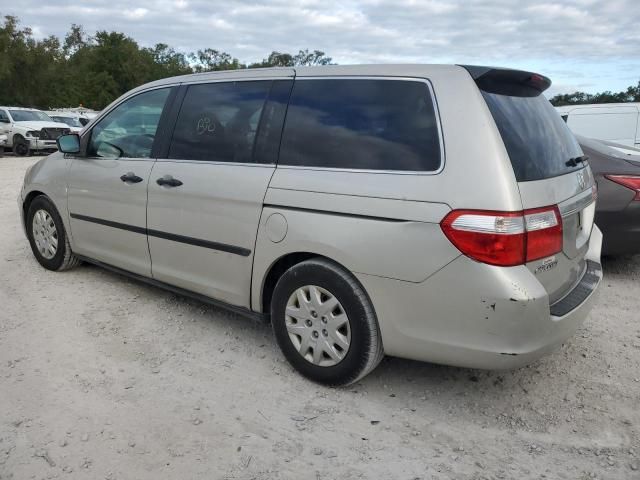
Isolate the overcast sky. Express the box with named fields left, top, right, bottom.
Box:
left=5, top=0, right=640, bottom=96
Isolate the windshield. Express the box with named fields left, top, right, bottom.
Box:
left=52, top=116, right=83, bottom=127
left=9, top=110, right=53, bottom=122
left=482, top=92, right=584, bottom=181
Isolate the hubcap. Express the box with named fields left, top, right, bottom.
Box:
left=32, top=209, right=58, bottom=259
left=285, top=285, right=351, bottom=367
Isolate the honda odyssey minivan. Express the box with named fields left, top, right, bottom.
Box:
left=19, top=65, right=602, bottom=385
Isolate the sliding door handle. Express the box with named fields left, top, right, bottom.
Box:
left=156, top=175, right=183, bottom=187
left=120, top=172, right=143, bottom=184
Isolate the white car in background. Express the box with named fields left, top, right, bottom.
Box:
left=556, top=103, right=640, bottom=148
left=0, top=133, right=7, bottom=156
left=0, top=107, right=70, bottom=156
left=47, top=112, right=84, bottom=133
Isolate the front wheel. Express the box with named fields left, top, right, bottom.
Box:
left=12, top=136, right=30, bottom=157
left=26, top=195, right=81, bottom=271
left=271, top=258, right=384, bottom=386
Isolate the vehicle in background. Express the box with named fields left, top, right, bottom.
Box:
left=556, top=103, right=640, bottom=148
left=48, top=108, right=98, bottom=127
left=19, top=65, right=602, bottom=385
left=578, top=135, right=640, bottom=255
left=0, top=107, right=70, bottom=156
left=0, top=133, right=6, bottom=156
left=79, top=111, right=98, bottom=126
left=47, top=112, right=84, bottom=133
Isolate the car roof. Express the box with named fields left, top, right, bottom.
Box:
left=0, top=106, right=43, bottom=111
left=556, top=103, right=640, bottom=113
left=577, top=134, right=640, bottom=159
left=130, top=64, right=466, bottom=91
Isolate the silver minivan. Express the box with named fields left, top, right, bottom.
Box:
left=19, top=65, right=603, bottom=385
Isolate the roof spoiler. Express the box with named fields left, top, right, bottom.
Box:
left=460, top=65, right=551, bottom=97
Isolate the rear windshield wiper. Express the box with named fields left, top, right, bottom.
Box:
left=566, top=155, right=588, bottom=167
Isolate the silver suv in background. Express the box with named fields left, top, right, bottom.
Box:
left=19, top=65, right=602, bottom=385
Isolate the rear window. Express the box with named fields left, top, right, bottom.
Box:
left=482, top=92, right=584, bottom=181
left=279, top=79, right=442, bottom=171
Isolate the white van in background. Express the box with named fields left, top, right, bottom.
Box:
left=556, top=103, right=640, bottom=147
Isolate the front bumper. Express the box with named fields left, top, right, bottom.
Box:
left=26, top=137, right=58, bottom=151
left=356, top=225, right=603, bottom=370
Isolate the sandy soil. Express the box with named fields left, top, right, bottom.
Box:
left=0, top=155, right=639, bottom=480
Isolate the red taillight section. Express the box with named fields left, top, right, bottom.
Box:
left=441, top=206, right=563, bottom=267
left=523, top=206, right=563, bottom=262
left=605, top=175, right=640, bottom=201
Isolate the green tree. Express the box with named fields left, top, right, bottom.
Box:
left=249, top=49, right=333, bottom=68
left=550, top=80, right=640, bottom=106
left=293, top=49, right=333, bottom=66
left=190, top=48, right=243, bottom=72
left=146, top=43, right=192, bottom=77
left=0, top=15, right=343, bottom=109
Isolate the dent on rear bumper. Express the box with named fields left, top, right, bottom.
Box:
left=358, top=225, right=603, bottom=370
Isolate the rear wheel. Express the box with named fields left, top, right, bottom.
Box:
left=26, top=196, right=80, bottom=271
left=271, top=258, right=383, bottom=386
left=12, top=136, right=29, bottom=157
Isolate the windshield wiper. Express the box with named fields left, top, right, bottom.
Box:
left=566, top=155, right=588, bottom=167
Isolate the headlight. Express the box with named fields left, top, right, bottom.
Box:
left=26, top=130, right=40, bottom=138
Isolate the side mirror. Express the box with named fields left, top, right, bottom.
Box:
left=56, top=134, right=81, bottom=154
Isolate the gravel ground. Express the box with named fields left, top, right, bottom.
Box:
left=1, top=155, right=639, bottom=480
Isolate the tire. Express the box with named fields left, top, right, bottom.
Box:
left=26, top=195, right=81, bottom=271
left=271, top=257, right=384, bottom=386
left=12, top=136, right=29, bottom=157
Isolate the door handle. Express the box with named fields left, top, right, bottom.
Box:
left=120, top=172, right=143, bottom=184
left=156, top=175, right=183, bottom=187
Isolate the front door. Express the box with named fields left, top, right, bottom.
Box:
left=67, top=87, right=173, bottom=276
left=147, top=78, right=292, bottom=308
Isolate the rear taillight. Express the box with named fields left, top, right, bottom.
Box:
left=523, top=207, right=563, bottom=262
left=605, top=175, right=640, bottom=201
left=441, top=206, right=563, bottom=267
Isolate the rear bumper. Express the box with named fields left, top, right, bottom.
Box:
left=357, top=225, right=603, bottom=369
left=596, top=203, right=640, bottom=255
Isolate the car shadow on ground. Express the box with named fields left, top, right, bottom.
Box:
left=601, top=253, right=640, bottom=276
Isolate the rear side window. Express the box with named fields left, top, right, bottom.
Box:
left=279, top=79, right=442, bottom=171
left=169, top=81, right=271, bottom=163
left=482, top=92, right=583, bottom=181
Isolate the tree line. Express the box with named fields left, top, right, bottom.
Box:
left=549, top=84, right=640, bottom=106
left=0, top=15, right=333, bottom=110
left=1, top=14, right=638, bottom=110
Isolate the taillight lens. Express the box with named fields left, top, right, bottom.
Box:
left=441, top=206, right=563, bottom=267
left=605, top=175, right=640, bottom=201
left=523, top=207, right=563, bottom=262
